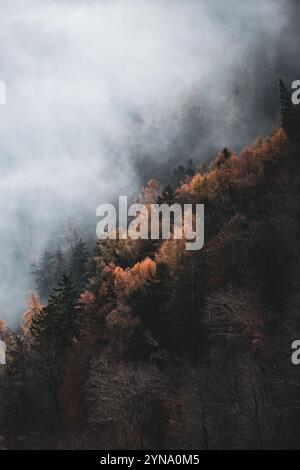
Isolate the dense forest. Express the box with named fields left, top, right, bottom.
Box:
left=0, top=81, right=300, bottom=450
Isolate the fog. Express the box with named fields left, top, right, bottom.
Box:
left=0, top=0, right=298, bottom=323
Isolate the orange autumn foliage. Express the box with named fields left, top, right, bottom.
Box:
left=156, top=239, right=186, bottom=272
left=23, top=291, right=44, bottom=336
left=79, top=290, right=95, bottom=307
left=176, top=128, right=288, bottom=204
left=137, top=179, right=161, bottom=204
left=113, top=257, right=157, bottom=295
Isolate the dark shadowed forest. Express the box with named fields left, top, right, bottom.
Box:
left=0, top=81, right=300, bottom=450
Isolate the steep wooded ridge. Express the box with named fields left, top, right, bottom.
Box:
left=0, top=82, right=300, bottom=449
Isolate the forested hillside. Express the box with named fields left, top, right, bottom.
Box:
left=0, top=82, right=300, bottom=449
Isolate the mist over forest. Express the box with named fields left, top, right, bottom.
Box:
left=0, top=0, right=300, bottom=451
left=0, top=0, right=299, bottom=322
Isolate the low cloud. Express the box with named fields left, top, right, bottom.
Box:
left=0, top=0, right=297, bottom=323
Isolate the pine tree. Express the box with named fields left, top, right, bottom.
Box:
left=69, top=238, right=88, bottom=290
left=173, top=159, right=196, bottom=186
left=28, top=276, right=82, bottom=429
left=31, top=249, right=55, bottom=301
left=30, top=275, right=82, bottom=355
left=216, top=147, right=232, bottom=169
left=53, top=246, right=66, bottom=287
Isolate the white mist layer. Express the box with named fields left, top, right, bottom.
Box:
left=0, top=0, right=291, bottom=323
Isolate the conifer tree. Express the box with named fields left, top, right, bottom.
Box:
left=31, top=249, right=55, bottom=301
left=53, top=246, right=66, bottom=287
left=30, top=275, right=82, bottom=355
left=28, top=276, right=82, bottom=429
left=69, top=238, right=88, bottom=290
